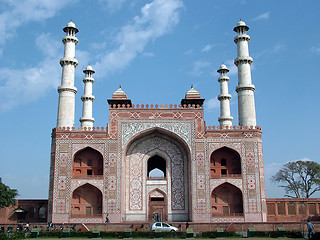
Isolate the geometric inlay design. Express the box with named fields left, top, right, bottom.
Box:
left=122, top=122, right=191, bottom=146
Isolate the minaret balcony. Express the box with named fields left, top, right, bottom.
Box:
left=234, top=34, right=250, bottom=44
left=234, top=56, right=253, bottom=66
left=60, top=57, right=78, bottom=67
left=81, top=95, right=95, bottom=101
left=218, top=76, right=230, bottom=82
left=235, top=84, right=255, bottom=92
left=57, top=86, right=77, bottom=94
left=217, top=94, right=231, bottom=101
left=62, top=36, right=78, bottom=44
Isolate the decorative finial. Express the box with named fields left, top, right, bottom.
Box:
left=191, top=84, right=193, bottom=88
left=119, top=84, right=122, bottom=89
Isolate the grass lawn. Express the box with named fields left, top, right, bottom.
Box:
left=33, top=238, right=306, bottom=240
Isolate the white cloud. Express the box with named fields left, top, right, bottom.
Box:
left=189, top=61, right=211, bottom=76
left=99, top=0, right=126, bottom=12
left=252, top=12, right=270, bottom=21
left=201, top=44, right=213, bottom=52
left=142, top=52, right=154, bottom=57
left=224, top=59, right=238, bottom=76
left=184, top=49, right=193, bottom=55
left=255, top=43, right=287, bottom=58
left=94, top=0, right=184, bottom=77
left=0, top=0, right=78, bottom=47
left=0, top=33, right=61, bottom=113
left=311, top=46, right=320, bottom=54
left=205, top=98, right=219, bottom=110
left=90, top=42, right=107, bottom=50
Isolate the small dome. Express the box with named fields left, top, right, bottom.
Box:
left=86, top=65, right=93, bottom=71
left=234, top=20, right=249, bottom=32
left=237, top=20, right=247, bottom=27
left=85, top=65, right=94, bottom=71
left=83, top=65, right=95, bottom=74
left=185, top=84, right=200, bottom=99
left=220, top=64, right=228, bottom=70
left=112, top=85, right=127, bottom=99
left=67, top=21, right=76, bottom=28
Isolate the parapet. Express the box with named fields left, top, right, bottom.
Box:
left=54, top=126, right=107, bottom=132
left=109, top=103, right=203, bottom=109
left=206, top=125, right=261, bottom=131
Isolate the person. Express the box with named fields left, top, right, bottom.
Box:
left=105, top=214, right=110, bottom=223
left=307, top=220, right=314, bottom=239
left=25, top=222, right=30, bottom=232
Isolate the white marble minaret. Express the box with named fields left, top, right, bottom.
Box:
left=80, top=65, right=95, bottom=128
left=56, top=21, right=79, bottom=128
left=234, top=20, right=256, bottom=127
left=217, top=64, right=233, bottom=127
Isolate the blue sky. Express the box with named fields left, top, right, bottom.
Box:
left=0, top=0, right=319, bottom=199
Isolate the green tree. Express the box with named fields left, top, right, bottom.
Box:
left=0, top=178, right=18, bottom=208
left=271, top=160, right=320, bottom=198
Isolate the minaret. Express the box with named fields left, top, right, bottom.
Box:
left=80, top=65, right=95, bottom=128
left=217, top=64, right=233, bottom=127
left=234, top=20, right=256, bottom=127
left=56, top=21, right=79, bottom=128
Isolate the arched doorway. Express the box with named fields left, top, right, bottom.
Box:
left=125, top=129, right=190, bottom=222
left=73, top=147, right=103, bottom=178
left=211, top=183, right=243, bottom=217
left=148, top=189, right=167, bottom=222
left=210, top=147, right=241, bottom=178
left=71, top=184, right=102, bottom=217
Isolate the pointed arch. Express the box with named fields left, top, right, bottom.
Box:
left=124, top=127, right=191, bottom=221
left=71, top=183, right=102, bottom=217
left=211, top=183, right=243, bottom=217
left=125, top=127, right=191, bottom=156
left=73, top=147, right=103, bottom=178
left=210, top=146, right=241, bottom=178
left=148, top=188, right=167, bottom=222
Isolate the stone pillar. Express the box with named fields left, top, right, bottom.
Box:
left=57, top=21, right=79, bottom=128
left=217, top=64, right=233, bottom=127
left=80, top=65, right=95, bottom=128
left=234, top=20, right=256, bottom=127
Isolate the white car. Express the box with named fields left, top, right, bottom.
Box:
left=151, top=222, right=179, bottom=232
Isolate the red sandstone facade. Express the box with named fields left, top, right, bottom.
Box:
left=47, top=88, right=268, bottom=224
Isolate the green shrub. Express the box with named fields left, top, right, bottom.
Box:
left=199, top=231, right=240, bottom=238
left=286, top=231, right=303, bottom=238
left=0, top=233, right=8, bottom=240
left=311, top=232, right=320, bottom=240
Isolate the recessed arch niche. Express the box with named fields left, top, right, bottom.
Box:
left=73, top=147, right=103, bottom=178
left=125, top=128, right=190, bottom=222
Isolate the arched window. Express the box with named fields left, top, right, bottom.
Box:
left=71, top=184, right=102, bottom=217
left=211, top=183, right=243, bottom=217
left=147, top=155, right=166, bottom=179
left=210, top=147, right=241, bottom=178
left=73, top=147, right=103, bottom=178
